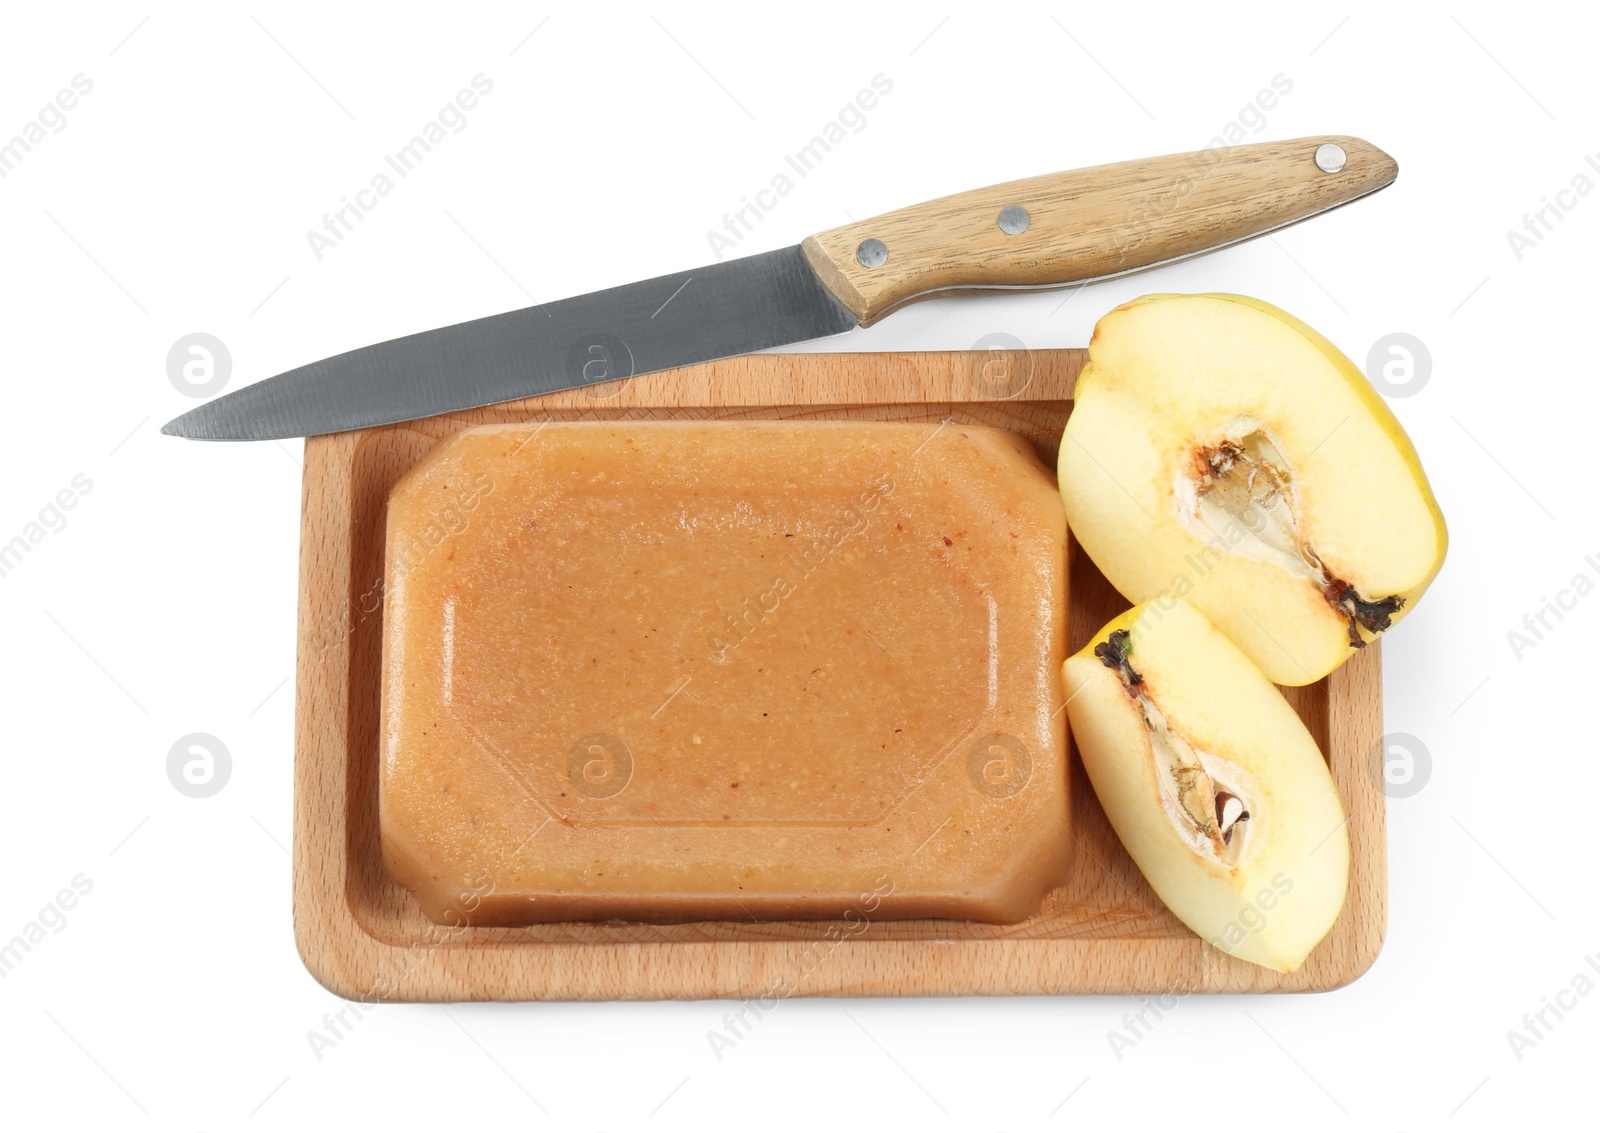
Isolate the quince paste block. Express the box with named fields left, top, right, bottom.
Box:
left=379, top=421, right=1069, bottom=924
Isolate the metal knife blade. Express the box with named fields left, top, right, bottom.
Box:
left=163, top=136, right=1399, bottom=440
left=162, top=246, right=856, bottom=440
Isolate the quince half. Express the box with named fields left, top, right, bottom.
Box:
left=1059, top=294, right=1446, bottom=685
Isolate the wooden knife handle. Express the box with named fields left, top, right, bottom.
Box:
left=801, top=135, right=1397, bottom=324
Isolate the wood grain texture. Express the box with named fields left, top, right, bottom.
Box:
left=801, top=137, right=1397, bottom=323
left=293, top=348, right=1385, bottom=1001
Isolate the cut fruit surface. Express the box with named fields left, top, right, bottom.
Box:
left=1059, top=293, right=1447, bottom=685
left=1064, top=600, right=1349, bottom=973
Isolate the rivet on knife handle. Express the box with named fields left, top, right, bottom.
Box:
left=799, top=135, right=1397, bottom=325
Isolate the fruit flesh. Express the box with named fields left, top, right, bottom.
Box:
left=1060, top=294, right=1447, bottom=684
left=380, top=421, right=1070, bottom=925
left=1064, top=600, right=1349, bottom=973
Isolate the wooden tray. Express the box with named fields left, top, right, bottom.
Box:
left=292, top=349, right=1384, bottom=1000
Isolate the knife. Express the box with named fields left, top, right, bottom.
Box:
left=162, top=136, right=1395, bottom=441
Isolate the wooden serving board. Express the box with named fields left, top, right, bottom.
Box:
left=293, top=349, right=1384, bottom=1001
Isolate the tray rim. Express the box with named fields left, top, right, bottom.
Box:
left=291, top=348, right=1386, bottom=1001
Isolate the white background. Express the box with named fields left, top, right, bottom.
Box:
left=0, top=1, right=1592, bottom=1128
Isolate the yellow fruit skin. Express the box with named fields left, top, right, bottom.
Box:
left=1064, top=600, right=1349, bottom=973
left=1061, top=293, right=1448, bottom=685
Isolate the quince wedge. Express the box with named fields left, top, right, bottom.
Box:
left=1064, top=599, right=1348, bottom=973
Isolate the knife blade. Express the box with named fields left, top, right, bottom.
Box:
left=163, top=135, right=1396, bottom=441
